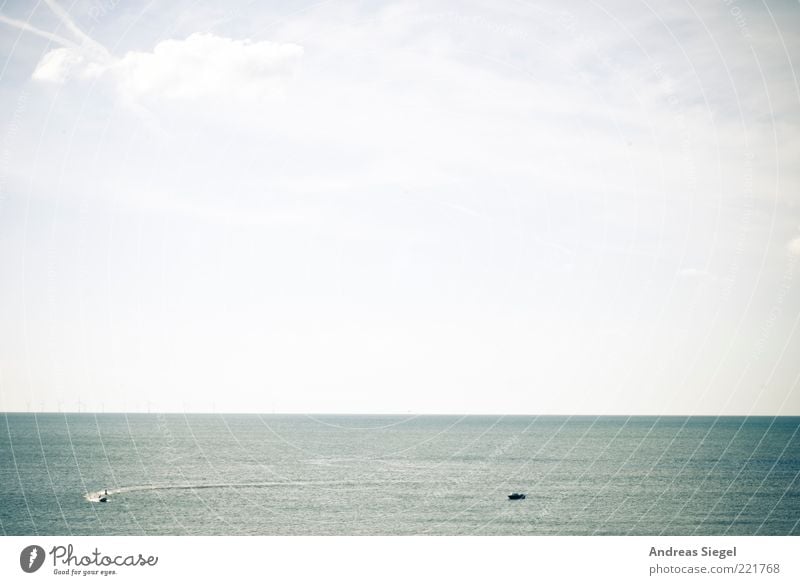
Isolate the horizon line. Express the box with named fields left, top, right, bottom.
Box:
left=2, top=411, right=799, bottom=417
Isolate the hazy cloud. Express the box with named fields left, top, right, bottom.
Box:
left=32, top=47, right=107, bottom=83
left=33, top=33, right=304, bottom=102
left=115, top=34, right=304, bottom=101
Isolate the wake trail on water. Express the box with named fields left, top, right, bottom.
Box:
left=85, top=482, right=281, bottom=502
left=84, top=479, right=422, bottom=502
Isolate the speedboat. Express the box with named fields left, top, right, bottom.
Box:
left=507, top=493, right=526, bottom=500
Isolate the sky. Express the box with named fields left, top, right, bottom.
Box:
left=0, top=0, right=799, bottom=415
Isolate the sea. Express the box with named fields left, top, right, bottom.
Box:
left=1, top=414, right=798, bottom=535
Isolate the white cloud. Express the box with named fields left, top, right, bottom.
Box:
left=32, top=47, right=104, bottom=83
left=32, top=33, right=304, bottom=102
left=788, top=236, right=800, bottom=256
left=116, top=33, right=304, bottom=101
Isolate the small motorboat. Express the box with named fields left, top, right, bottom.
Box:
left=507, top=493, right=526, bottom=500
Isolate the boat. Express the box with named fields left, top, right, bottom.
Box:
left=507, top=493, right=526, bottom=500
left=98, top=496, right=108, bottom=503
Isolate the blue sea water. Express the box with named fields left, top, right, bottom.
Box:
left=0, top=414, right=798, bottom=535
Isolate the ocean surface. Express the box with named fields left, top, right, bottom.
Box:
left=1, top=414, right=798, bottom=535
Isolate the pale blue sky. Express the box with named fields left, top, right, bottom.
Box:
left=0, top=0, right=799, bottom=414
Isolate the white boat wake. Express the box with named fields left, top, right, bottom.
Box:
left=84, top=479, right=422, bottom=502
left=84, top=482, right=284, bottom=502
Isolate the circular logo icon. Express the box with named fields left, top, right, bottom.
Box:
left=20, top=545, right=45, bottom=573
